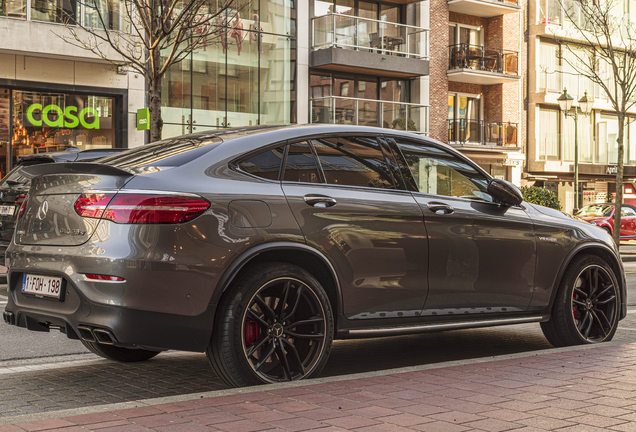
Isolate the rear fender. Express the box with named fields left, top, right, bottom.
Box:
left=211, top=242, right=343, bottom=318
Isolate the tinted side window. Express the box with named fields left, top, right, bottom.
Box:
left=396, top=141, right=492, bottom=202
left=283, top=141, right=322, bottom=183
left=312, top=136, right=395, bottom=189
left=238, top=145, right=285, bottom=180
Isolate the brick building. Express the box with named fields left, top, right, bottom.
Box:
left=429, top=0, right=525, bottom=185
left=527, top=0, right=636, bottom=213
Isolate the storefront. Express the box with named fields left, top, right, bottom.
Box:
left=0, top=82, right=126, bottom=178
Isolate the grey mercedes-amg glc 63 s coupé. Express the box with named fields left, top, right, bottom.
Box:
left=2, top=125, right=626, bottom=387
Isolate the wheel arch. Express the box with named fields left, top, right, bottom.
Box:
left=212, top=242, right=342, bottom=327
left=547, top=243, right=626, bottom=320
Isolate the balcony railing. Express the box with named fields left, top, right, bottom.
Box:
left=448, top=44, right=518, bottom=75
left=311, top=96, right=429, bottom=135
left=312, top=13, right=430, bottom=60
left=448, top=120, right=518, bottom=146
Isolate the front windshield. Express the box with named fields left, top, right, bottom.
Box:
left=577, top=205, right=613, bottom=217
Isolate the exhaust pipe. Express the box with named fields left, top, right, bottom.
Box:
left=92, top=329, right=116, bottom=345
left=77, top=326, right=96, bottom=342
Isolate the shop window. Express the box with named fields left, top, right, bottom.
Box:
left=12, top=90, right=115, bottom=165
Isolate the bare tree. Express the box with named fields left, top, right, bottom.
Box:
left=57, top=0, right=236, bottom=142
left=552, top=0, right=636, bottom=244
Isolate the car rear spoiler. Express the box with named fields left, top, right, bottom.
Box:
left=17, top=162, right=135, bottom=180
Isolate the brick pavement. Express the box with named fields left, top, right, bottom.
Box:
left=1, top=343, right=636, bottom=431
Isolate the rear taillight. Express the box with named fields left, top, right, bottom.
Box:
left=74, top=193, right=209, bottom=224
left=74, top=193, right=115, bottom=219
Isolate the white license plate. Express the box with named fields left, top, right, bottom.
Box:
left=0, top=205, right=15, bottom=216
left=21, top=274, right=63, bottom=299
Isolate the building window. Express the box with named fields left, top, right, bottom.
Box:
left=1, top=0, right=27, bottom=18
left=31, top=0, right=76, bottom=24
left=537, top=108, right=559, bottom=160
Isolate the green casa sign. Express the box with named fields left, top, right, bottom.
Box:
left=26, top=104, right=100, bottom=129
left=136, top=108, right=149, bottom=131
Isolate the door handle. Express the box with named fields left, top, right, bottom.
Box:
left=426, top=202, right=454, bottom=215
left=304, top=194, right=337, bottom=208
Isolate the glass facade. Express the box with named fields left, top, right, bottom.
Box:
left=161, top=0, right=296, bottom=137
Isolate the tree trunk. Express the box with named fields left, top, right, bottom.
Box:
left=149, top=78, right=163, bottom=143
left=613, top=114, right=625, bottom=245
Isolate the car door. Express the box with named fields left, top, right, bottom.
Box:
left=280, top=135, right=430, bottom=320
left=390, top=137, right=536, bottom=315
left=620, top=206, right=636, bottom=238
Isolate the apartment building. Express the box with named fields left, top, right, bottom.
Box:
left=429, top=0, right=525, bottom=184
left=528, top=0, right=636, bottom=212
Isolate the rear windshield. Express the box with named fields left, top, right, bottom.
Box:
left=99, top=136, right=221, bottom=170
left=577, top=205, right=613, bottom=216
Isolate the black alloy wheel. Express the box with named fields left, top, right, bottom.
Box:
left=208, top=263, right=334, bottom=387
left=242, top=277, right=327, bottom=382
left=570, top=264, right=618, bottom=341
left=541, top=254, right=619, bottom=347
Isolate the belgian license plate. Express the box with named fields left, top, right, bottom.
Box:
left=21, top=274, right=63, bottom=299
left=0, top=205, right=15, bottom=216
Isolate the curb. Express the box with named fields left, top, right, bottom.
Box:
left=0, top=338, right=630, bottom=426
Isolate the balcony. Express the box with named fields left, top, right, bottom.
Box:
left=447, top=44, right=521, bottom=85
left=311, top=13, right=429, bottom=78
left=311, top=96, right=429, bottom=135
left=448, top=120, right=518, bottom=147
left=448, top=0, right=521, bottom=18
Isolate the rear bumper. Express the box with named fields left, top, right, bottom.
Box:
left=3, top=273, right=216, bottom=352
left=3, top=227, right=237, bottom=352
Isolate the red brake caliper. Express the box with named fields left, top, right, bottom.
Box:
left=572, top=293, right=578, bottom=320
left=244, top=318, right=260, bottom=346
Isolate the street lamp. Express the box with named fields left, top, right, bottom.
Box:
left=557, top=89, right=594, bottom=211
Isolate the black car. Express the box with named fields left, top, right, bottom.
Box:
left=2, top=126, right=626, bottom=387
left=0, top=148, right=125, bottom=280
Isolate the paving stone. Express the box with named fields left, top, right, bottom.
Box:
left=12, top=419, right=74, bottom=431
left=130, top=413, right=190, bottom=428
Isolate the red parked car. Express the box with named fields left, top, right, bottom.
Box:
left=576, top=203, right=636, bottom=238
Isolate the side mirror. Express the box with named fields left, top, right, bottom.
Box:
left=487, top=178, right=523, bottom=207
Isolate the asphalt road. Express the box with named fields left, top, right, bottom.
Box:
left=2, top=260, right=636, bottom=365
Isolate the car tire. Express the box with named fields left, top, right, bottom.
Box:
left=541, top=254, right=620, bottom=347
left=207, top=262, right=334, bottom=388
left=80, top=340, right=161, bottom=362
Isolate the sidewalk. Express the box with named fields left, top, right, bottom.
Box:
left=2, top=342, right=636, bottom=432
